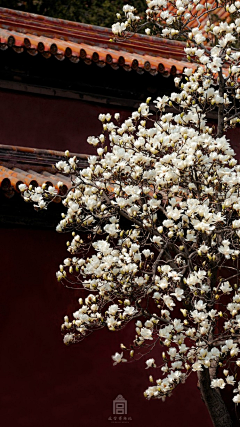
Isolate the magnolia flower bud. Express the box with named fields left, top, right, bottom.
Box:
left=180, top=309, right=188, bottom=317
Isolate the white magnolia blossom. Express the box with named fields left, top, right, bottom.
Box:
left=146, top=358, right=156, bottom=369
left=21, top=0, right=240, bottom=420
left=112, top=352, right=127, bottom=365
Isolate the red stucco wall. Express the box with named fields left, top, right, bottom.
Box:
left=1, top=89, right=240, bottom=161
left=227, top=128, right=240, bottom=160
left=0, top=228, right=213, bottom=427
left=0, top=90, right=132, bottom=155
left=1, top=89, right=240, bottom=426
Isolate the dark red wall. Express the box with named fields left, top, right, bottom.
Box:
left=0, top=228, right=212, bottom=427
left=227, top=128, right=240, bottom=159
left=0, top=90, right=132, bottom=155
left=1, top=88, right=240, bottom=160
left=1, top=89, right=240, bottom=426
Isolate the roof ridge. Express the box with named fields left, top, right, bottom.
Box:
left=0, top=7, right=185, bottom=56
left=0, top=144, right=88, bottom=159
left=0, top=144, right=84, bottom=197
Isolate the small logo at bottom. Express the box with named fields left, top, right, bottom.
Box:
left=108, top=395, right=132, bottom=423
left=113, top=395, right=127, bottom=415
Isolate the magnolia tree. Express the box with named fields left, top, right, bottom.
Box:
left=20, top=1, right=240, bottom=426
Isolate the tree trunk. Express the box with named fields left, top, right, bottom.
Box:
left=197, top=368, right=233, bottom=427
left=216, top=69, right=225, bottom=138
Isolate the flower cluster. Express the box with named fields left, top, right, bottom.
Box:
left=20, top=0, right=240, bottom=410
left=22, top=96, right=240, bottom=403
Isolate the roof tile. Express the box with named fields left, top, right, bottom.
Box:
left=0, top=144, right=87, bottom=199
left=0, top=7, right=192, bottom=75
left=0, top=3, right=229, bottom=74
